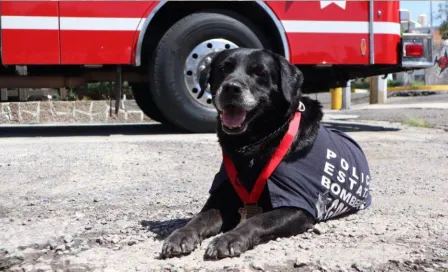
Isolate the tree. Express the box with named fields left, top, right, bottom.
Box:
left=440, top=20, right=448, bottom=39
left=435, top=1, right=448, bottom=39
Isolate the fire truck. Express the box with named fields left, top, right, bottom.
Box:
left=0, top=1, right=433, bottom=133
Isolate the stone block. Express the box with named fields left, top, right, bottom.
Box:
left=40, top=102, right=53, bottom=112
left=74, top=101, right=93, bottom=113
left=9, top=103, right=20, bottom=122
left=127, top=112, right=143, bottom=123
left=40, top=102, right=54, bottom=123
left=52, top=113, right=75, bottom=123
left=21, top=111, right=38, bottom=124
left=21, top=102, right=39, bottom=113
left=123, top=100, right=141, bottom=111
left=110, top=100, right=125, bottom=111
left=74, top=111, right=92, bottom=123
left=0, top=113, right=9, bottom=124
left=91, top=112, right=108, bottom=123
left=53, top=101, right=75, bottom=114
left=107, top=110, right=127, bottom=123
left=91, top=101, right=108, bottom=114
left=0, top=100, right=156, bottom=125
left=40, top=111, right=55, bottom=123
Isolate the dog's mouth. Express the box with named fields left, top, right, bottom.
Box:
left=220, top=105, right=248, bottom=134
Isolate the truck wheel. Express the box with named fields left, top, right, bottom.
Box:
left=149, top=12, right=266, bottom=133
left=130, top=83, right=170, bottom=124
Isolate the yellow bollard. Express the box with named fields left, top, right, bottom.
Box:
left=330, top=88, right=342, bottom=110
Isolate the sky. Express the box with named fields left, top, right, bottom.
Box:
left=400, top=0, right=445, bottom=26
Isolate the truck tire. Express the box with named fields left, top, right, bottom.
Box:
left=130, top=83, right=170, bottom=124
left=149, top=12, right=266, bottom=133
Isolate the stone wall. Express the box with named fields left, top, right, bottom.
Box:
left=0, top=100, right=152, bottom=125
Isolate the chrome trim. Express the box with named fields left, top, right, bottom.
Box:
left=402, top=33, right=433, bottom=38
left=401, top=62, right=434, bottom=68
left=135, top=1, right=167, bottom=67
left=255, top=0, right=290, bottom=61
left=368, top=0, right=375, bottom=64
left=134, top=0, right=290, bottom=66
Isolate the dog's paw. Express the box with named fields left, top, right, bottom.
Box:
left=204, top=232, right=250, bottom=260
left=160, top=228, right=200, bottom=259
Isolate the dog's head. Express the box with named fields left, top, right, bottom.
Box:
left=199, top=48, right=304, bottom=135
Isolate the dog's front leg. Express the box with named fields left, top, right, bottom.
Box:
left=204, top=207, right=313, bottom=260
left=160, top=197, right=223, bottom=259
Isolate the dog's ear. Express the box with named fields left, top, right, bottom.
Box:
left=198, top=51, right=221, bottom=99
left=275, top=53, right=304, bottom=110
left=198, top=62, right=212, bottom=96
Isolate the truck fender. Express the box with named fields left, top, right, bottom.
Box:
left=134, top=0, right=290, bottom=66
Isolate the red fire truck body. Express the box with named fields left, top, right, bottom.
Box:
left=0, top=1, right=433, bottom=132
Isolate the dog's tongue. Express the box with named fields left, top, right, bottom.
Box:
left=222, top=106, right=247, bottom=128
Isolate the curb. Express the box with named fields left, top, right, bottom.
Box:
left=312, top=87, right=448, bottom=94
left=352, top=89, right=369, bottom=93
left=350, top=103, right=448, bottom=110
left=387, top=85, right=448, bottom=91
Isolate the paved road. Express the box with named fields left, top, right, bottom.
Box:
left=313, top=92, right=448, bottom=129
left=0, top=122, right=447, bottom=272
left=310, top=92, right=448, bottom=109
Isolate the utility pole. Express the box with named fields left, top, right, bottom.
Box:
left=430, top=0, right=433, bottom=34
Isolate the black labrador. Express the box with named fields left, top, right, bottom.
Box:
left=160, top=48, right=372, bottom=260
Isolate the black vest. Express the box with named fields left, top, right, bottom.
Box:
left=210, top=126, right=372, bottom=223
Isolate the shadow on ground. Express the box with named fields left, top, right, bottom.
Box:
left=0, top=123, right=186, bottom=138
left=140, top=218, right=191, bottom=240
left=323, top=121, right=400, bottom=132
left=0, top=121, right=400, bottom=138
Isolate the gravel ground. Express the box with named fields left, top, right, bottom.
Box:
left=0, top=121, right=448, bottom=272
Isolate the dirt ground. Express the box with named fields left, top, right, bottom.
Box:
left=0, top=119, right=447, bottom=271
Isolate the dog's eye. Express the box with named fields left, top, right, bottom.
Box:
left=251, top=64, right=265, bottom=77
left=218, top=64, right=226, bottom=73
left=255, top=70, right=265, bottom=76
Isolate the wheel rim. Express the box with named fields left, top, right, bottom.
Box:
left=184, top=38, right=239, bottom=108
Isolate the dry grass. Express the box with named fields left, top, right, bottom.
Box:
left=402, top=117, right=434, bottom=128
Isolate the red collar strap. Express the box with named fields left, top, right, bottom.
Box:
left=222, top=111, right=302, bottom=204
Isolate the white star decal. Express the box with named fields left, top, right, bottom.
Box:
left=320, top=0, right=346, bottom=10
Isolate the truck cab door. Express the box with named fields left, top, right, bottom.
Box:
left=0, top=1, right=61, bottom=65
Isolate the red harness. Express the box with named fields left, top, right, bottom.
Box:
left=222, top=111, right=302, bottom=219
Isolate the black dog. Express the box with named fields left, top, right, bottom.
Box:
left=160, top=48, right=372, bottom=260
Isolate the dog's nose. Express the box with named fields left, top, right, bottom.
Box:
left=223, top=82, right=241, bottom=94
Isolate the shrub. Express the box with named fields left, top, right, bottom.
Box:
left=410, top=81, right=425, bottom=87
left=387, top=80, right=403, bottom=87
left=68, top=81, right=133, bottom=101
left=351, top=81, right=370, bottom=90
